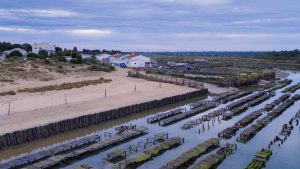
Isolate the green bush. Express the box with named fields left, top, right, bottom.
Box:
left=8, top=50, right=23, bottom=58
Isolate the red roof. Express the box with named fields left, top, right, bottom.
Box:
left=126, top=54, right=137, bottom=58
left=110, top=54, right=120, bottom=57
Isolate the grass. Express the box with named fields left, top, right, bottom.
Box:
left=0, top=91, right=16, bottom=96
left=18, top=78, right=112, bottom=93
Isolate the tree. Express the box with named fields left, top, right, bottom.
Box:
left=55, top=47, right=62, bottom=53
left=21, top=43, right=32, bottom=52
left=27, top=52, right=38, bottom=59
left=38, top=50, right=49, bottom=59
left=12, top=44, right=22, bottom=49
left=0, top=42, right=13, bottom=52
left=8, top=50, right=23, bottom=58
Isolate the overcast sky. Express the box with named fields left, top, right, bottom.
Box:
left=0, top=0, right=299, bottom=51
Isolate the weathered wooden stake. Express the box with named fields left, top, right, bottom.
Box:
left=8, top=102, right=11, bottom=115
left=65, top=94, right=68, bottom=104
left=134, top=85, right=136, bottom=92
left=105, top=88, right=107, bottom=97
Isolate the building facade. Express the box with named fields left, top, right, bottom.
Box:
left=32, top=43, right=55, bottom=54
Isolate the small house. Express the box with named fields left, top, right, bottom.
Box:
left=127, top=55, right=150, bottom=68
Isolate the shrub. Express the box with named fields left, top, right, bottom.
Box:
left=0, top=91, right=16, bottom=96
left=8, top=50, right=23, bottom=58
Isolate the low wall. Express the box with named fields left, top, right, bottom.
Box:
left=0, top=89, right=208, bottom=150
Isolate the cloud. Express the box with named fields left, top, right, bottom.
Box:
left=0, top=26, right=113, bottom=37
left=67, top=29, right=113, bottom=37
left=160, top=0, right=232, bottom=5
left=0, top=9, right=79, bottom=17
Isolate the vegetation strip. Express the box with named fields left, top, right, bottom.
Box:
left=160, top=138, right=220, bottom=169
left=17, top=78, right=112, bottom=93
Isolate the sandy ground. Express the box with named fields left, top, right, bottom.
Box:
left=0, top=68, right=231, bottom=135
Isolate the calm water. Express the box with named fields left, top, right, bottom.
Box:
left=2, top=71, right=300, bottom=169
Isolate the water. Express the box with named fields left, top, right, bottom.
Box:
left=2, top=71, right=300, bottom=169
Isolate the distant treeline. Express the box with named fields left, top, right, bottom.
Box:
left=139, top=50, right=300, bottom=62
left=257, top=50, right=300, bottom=62
left=0, top=42, right=32, bottom=53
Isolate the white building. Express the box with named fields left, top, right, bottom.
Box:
left=32, top=43, right=55, bottom=54
left=96, top=54, right=111, bottom=61
left=127, top=55, right=150, bottom=68
left=81, top=54, right=93, bottom=59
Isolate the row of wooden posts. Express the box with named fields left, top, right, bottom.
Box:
left=0, top=89, right=208, bottom=150
left=4, top=84, right=155, bottom=116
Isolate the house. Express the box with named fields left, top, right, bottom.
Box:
left=96, top=54, right=110, bottom=61
left=81, top=54, right=93, bottom=59
left=2, top=48, right=27, bottom=59
left=127, top=55, right=150, bottom=68
left=109, top=53, right=122, bottom=65
left=32, top=42, right=55, bottom=54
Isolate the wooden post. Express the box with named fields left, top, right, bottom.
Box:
left=105, top=88, right=107, bottom=97
left=8, top=102, right=10, bottom=115
left=65, top=94, right=68, bottom=104
left=159, top=82, right=161, bottom=88
left=134, top=85, right=136, bottom=92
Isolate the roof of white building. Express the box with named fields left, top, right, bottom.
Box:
left=32, top=42, right=55, bottom=48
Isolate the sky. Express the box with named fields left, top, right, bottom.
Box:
left=0, top=0, right=299, bottom=51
